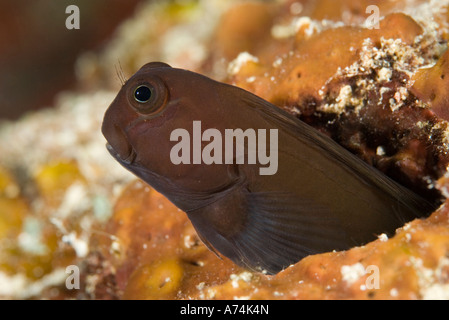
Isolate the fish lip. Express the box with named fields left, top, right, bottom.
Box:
left=106, top=143, right=136, bottom=165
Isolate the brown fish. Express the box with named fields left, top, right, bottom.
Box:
left=102, top=62, right=436, bottom=274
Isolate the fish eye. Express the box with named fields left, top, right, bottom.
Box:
left=128, top=76, right=169, bottom=115
left=134, top=85, right=153, bottom=103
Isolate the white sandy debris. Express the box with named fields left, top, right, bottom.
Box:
left=61, top=232, right=90, bottom=258
left=410, top=256, right=449, bottom=299
left=227, top=52, right=260, bottom=75
left=0, top=269, right=68, bottom=299
left=341, top=263, right=366, bottom=285
left=230, top=271, right=253, bottom=288
left=271, top=16, right=344, bottom=39
left=390, top=288, right=399, bottom=297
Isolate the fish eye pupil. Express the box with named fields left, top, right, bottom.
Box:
left=134, top=85, right=152, bottom=103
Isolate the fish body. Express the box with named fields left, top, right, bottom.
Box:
left=102, top=62, right=435, bottom=274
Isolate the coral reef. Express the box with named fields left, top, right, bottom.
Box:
left=1, top=0, right=449, bottom=299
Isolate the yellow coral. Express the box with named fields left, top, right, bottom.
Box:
left=33, top=160, right=85, bottom=206
left=123, top=258, right=184, bottom=299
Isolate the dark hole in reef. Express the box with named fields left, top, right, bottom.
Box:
left=159, top=279, right=168, bottom=288
left=351, top=7, right=360, bottom=15
left=183, top=259, right=203, bottom=267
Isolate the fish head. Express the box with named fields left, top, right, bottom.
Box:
left=102, top=62, right=238, bottom=209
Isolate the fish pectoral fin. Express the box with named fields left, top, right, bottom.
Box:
left=232, top=191, right=350, bottom=274
left=188, top=189, right=350, bottom=275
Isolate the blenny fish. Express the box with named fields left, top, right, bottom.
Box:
left=102, top=62, right=436, bottom=274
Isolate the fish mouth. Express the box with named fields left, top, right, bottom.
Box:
left=102, top=120, right=137, bottom=165
left=106, top=143, right=136, bottom=165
